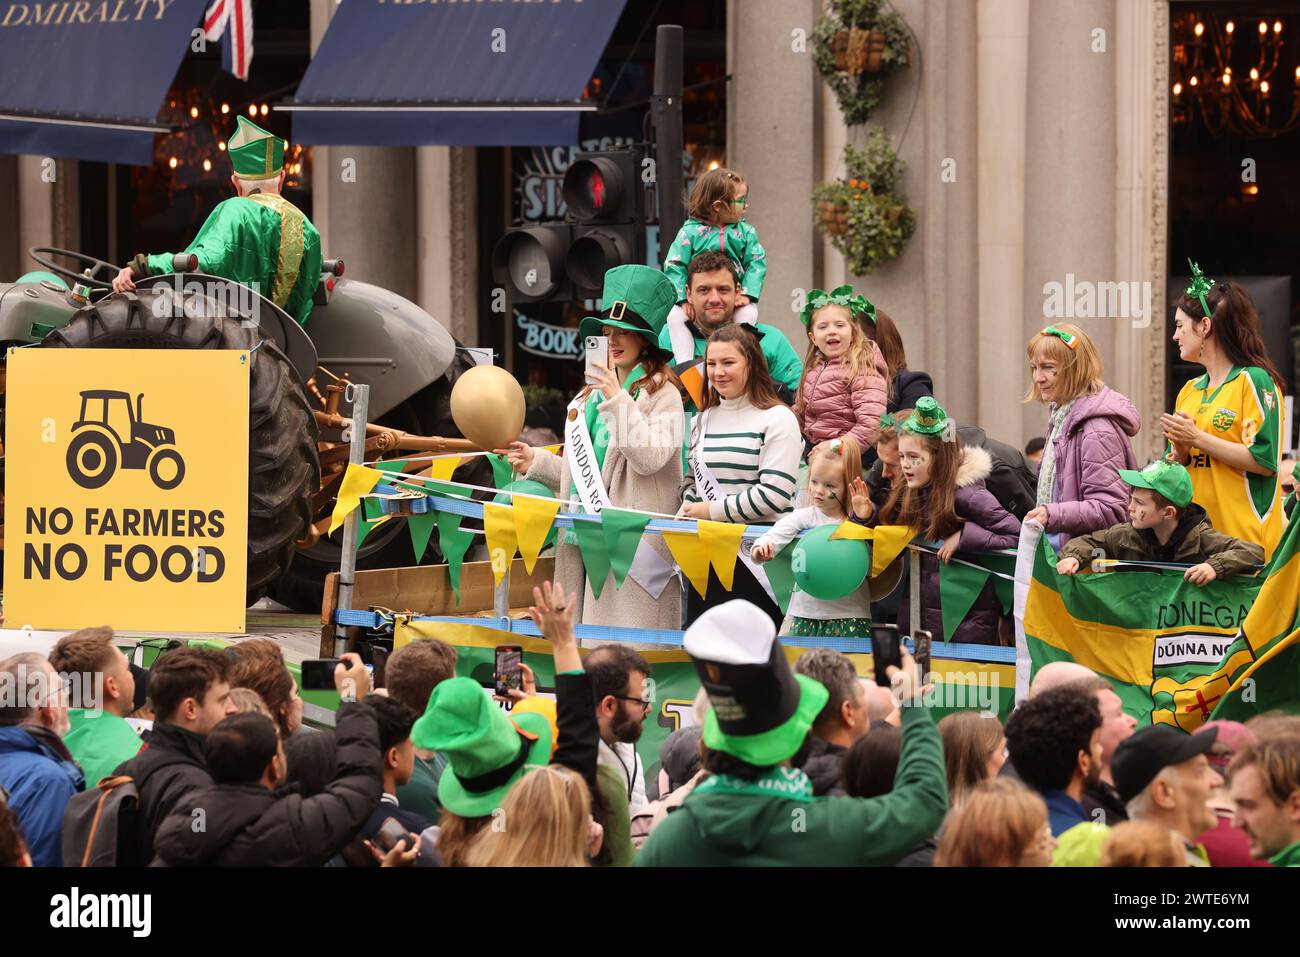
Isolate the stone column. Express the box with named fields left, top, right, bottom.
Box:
left=1113, top=0, right=1169, bottom=459
left=728, top=0, right=820, bottom=346
left=976, top=0, right=1030, bottom=437
left=416, top=146, right=478, bottom=344
left=307, top=0, right=418, bottom=303
left=1021, top=0, right=1119, bottom=445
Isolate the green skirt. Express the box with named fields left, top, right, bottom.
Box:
left=787, top=616, right=873, bottom=638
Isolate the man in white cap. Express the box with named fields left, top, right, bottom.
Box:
left=637, top=600, right=946, bottom=866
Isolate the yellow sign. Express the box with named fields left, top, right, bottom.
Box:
left=4, top=349, right=250, bottom=632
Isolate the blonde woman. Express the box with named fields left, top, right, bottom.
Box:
left=938, top=711, right=1007, bottom=809
left=463, top=765, right=602, bottom=867
left=934, top=778, right=1057, bottom=867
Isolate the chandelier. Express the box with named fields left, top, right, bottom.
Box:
left=1172, top=12, right=1300, bottom=137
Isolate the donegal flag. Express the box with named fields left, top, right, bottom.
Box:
left=1016, top=526, right=1262, bottom=726
left=1206, top=509, right=1300, bottom=724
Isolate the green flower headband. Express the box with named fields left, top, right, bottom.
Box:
left=879, top=412, right=896, bottom=430
left=800, top=284, right=876, bottom=327
left=1186, top=258, right=1215, bottom=321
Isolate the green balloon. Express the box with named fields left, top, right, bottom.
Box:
left=792, top=524, right=869, bottom=601
left=495, top=480, right=558, bottom=549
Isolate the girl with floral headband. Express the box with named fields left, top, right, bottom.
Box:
left=794, top=285, right=890, bottom=451
left=750, top=437, right=876, bottom=637
left=1022, top=322, right=1140, bottom=540
left=1163, top=261, right=1285, bottom=559
left=878, top=398, right=1020, bottom=645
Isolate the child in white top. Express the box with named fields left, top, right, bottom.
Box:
left=750, top=437, right=875, bottom=637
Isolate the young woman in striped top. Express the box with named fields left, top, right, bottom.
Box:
left=677, top=323, right=803, bottom=628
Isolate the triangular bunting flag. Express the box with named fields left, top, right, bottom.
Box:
left=422, top=455, right=462, bottom=483
left=512, top=494, right=561, bottom=574
left=697, top=520, right=747, bottom=591
left=483, top=502, right=519, bottom=587
left=762, top=540, right=799, bottom=614
left=602, top=508, right=651, bottom=588
left=939, top=560, right=991, bottom=639
left=663, top=530, right=711, bottom=598
left=435, top=510, right=475, bottom=602
left=829, top=520, right=873, bottom=542
left=408, top=512, right=437, bottom=564
left=488, top=452, right=516, bottom=489
left=572, top=519, right=612, bottom=599
left=356, top=496, right=391, bottom=548
left=870, top=525, right=915, bottom=578
left=328, top=464, right=383, bottom=535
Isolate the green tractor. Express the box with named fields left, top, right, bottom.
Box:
left=0, top=248, right=489, bottom=612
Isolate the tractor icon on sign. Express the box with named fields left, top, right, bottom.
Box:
left=66, top=390, right=185, bottom=490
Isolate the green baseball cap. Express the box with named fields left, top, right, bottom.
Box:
left=1118, top=459, right=1193, bottom=509
left=578, top=264, right=677, bottom=361
left=902, top=396, right=949, bottom=437
left=411, top=676, right=552, bottom=818
left=229, top=116, right=286, bottom=181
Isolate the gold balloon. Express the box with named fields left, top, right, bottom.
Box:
left=450, top=364, right=526, bottom=451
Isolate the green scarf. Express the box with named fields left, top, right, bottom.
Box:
left=691, top=766, right=815, bottom=801
left=564, top=365, right=646, bottom=545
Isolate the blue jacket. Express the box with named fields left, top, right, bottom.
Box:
left=0, top=725, right=85, bottom=866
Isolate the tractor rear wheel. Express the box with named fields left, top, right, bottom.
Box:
left=42, top=289, right=320, bottom=607
left=266, top=346, right=493, bottom=613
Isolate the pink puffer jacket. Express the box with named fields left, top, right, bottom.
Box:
left=796, top=348, right=889, bottom=449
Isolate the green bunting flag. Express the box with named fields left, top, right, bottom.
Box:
left=356, top=495, right=390, bottom=548
left=488, top=452, right=516, bottom=489
left=762, top=541, right=799, bottom=615
left=408, top=512, right=437, bottom=563
left=572, top=519, right=613, bottom=599
left=435, top=510, right=476, bottom=602
left=939, top=560, right=991, bottom=637
left=602, top=508, right=650, bottom=588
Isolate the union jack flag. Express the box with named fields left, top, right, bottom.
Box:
left=203, top=0, right=254, bottom=81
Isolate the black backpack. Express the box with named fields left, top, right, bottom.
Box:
left=62, top=775, right=142, bottom=867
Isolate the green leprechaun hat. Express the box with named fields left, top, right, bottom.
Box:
left=411, top=676, right=552, bottom=818
left=228, top=116, right=287, bottom=181
left=684, top=600, right=829, bottom=766
left=902, top=396, right=949, bottom=436
left=578, top=264, right=678, bottom=361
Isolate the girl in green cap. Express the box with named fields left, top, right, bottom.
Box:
left=877, top=398, right=1021, bottom=644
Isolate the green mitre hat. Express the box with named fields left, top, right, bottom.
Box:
left=229, top=116, right=286, bottom=181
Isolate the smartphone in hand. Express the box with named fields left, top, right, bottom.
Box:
left=494, top=645, right=524, bottom=697
left=870, top=625, right=902, bottom=688
left=584, top=335, right=609, bottom=385
left=912, top=630, right=932, bottom=685
left=301, top=658, right=342, bottom=691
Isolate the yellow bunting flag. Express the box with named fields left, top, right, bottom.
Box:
left=870, top=525, right=915, bottom=578
left=328, top=464, right=384, bottom=535
left=663, top=530, right=712, bottom=598
left=483, top=502, right=520, bottom=587
left=697, top=520, right=747, bottom=591
left=422, top=455, right=463, bottom=483
left=829, top=521, right=872, bottom=542
left=512, top=494, right=561, bottom=574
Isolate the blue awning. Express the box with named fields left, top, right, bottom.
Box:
left=285, top=0, right=626, bottom=147
left=0, top=0, right=207, bottom=165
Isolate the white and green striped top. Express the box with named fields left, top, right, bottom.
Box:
left=682, top=395, right=804, bottom=523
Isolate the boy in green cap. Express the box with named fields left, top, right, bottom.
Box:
left=1056, top=459, right=1264, bottom=584
left=112, top=116, right=323, bottom=326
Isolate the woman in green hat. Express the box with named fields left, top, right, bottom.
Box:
left=498, top=265, right=686, bottom=633
left=411, top=582, right=611, bottom=865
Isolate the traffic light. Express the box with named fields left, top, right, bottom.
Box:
left=493, top=145, right=649, bottom=302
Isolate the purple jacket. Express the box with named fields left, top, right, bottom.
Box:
left=899, top=447, right=1021, bottom=645
left=1044, top=387, right=1140, bottom=537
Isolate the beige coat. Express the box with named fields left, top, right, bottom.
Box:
left=527, top=376, right=685, bottom=634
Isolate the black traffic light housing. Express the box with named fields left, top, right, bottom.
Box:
left=492, top=145, right=650, bottom=302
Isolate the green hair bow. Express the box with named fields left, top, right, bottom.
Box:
left=1186, top=258, right=1215, bottom=320
left=800, top=284, right=876, bottom=327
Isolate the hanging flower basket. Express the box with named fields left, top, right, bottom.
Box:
left=813, top=0, right=912, bottom=125
left=812, top=129, right=916, bottom=275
